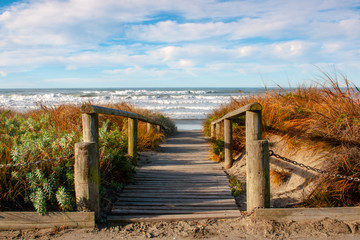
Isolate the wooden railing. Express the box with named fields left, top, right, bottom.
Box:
left=74, top=104, right=168, bottom=219
left=210, top=102, right=270, bottom=211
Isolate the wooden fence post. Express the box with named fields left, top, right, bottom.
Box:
left=245, top=110, right=270, bottom=211
left=245, top=110, right=262, bottom=143
left=74, top=142, right=100, bottom=218
left=246, top=140, right=270, bottom=211
left=210, top=123, right=215, bottom=138
left=147, top=123, right=152, bottom=133
left=128, top=118, right=138, bottom=165
left=216, top=122, right=221, bottom=139
left=82, top=113, right=99, bottom=144
left=224, top=119, right=233, bottom=169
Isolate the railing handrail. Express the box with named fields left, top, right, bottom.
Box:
left=210, top=102, right=262, bottom=124
left=75, top=104, right=169, bottom=218
left=208, top=102, right=270, bottom=212
left=81, top=104, right=168, bottom=130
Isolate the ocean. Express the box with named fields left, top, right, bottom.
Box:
left=0, top=88, right=265, bottom=130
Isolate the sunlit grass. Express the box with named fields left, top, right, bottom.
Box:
left=204, top=72, right=360, bottom=207
left=0, top=103, right=175, bottom=213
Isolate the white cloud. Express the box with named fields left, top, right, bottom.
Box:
left=0, top=0, right=359, bottom=87
left=177, top=59, right=194, bottom=68
left=272, top=41, right=314, bottom=58
left=0, top=70, right=7, bottom=77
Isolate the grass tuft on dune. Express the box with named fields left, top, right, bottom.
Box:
left=204, top=72, right=360, bottom=207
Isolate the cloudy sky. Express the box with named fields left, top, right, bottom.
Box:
left=0, top=0, right=359, bottom=88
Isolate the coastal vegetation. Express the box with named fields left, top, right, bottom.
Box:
left=0, top=103, right=175, bottom=214
left=204, top=72, right=360, bottom=207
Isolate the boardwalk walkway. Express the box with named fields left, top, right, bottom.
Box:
left=108, top=131, right=241, bottom=222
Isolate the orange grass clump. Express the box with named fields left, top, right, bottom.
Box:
left=270, top=169, right=291, bottom=186
left=204, top=71, right=360, bottom=207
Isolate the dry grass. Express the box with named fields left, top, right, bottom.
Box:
left=0, top=103, right=175, bottom=212
left=204, top=72, right=360, bottom=207
left=270, top=169, right=291, bottom=186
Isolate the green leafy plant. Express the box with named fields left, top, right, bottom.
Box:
left=229, top=175, right=244, bottom=196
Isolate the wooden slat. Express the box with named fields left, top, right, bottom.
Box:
left=116, top=194, right=233, bottom=199
left=114, top=199, right=236, bottom=207
left=0, top=212, right=94, bottom=231
left=112, top=209, right=239, bottom=215
left=108, top=211, right=242, bottom=222
left=113, top=206, right=238, bottom=210
left=109, top=131, right=240, bottom=222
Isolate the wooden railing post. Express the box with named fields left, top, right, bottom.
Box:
left=82, top=113, right=99, bottom=144
left=74, top=142, right=100, bottom=219
left=224, top=119, right=233, bottom=169
left=216, top=122, right=221, bottom=139
left=147, top=123, right=152, bottom=133
left=210, top=123, right=215, bottom=138
left=128, top=118, right=138, bottom=165
left=246, top=140, right=270, bottom=211
left=246, top=109, right=270, bottom=211
left=77, top=113, right=100, bottom=219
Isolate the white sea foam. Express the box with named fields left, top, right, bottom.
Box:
left=0, top=88, right=261, bottom=119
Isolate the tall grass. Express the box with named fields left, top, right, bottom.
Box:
left=0, top=103, right=175, bottom=213
left=204, top=72, right=360, bottom=207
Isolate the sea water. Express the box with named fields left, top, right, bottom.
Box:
left=0, top=88, right=265, bottom=130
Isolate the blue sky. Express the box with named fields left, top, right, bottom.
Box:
left=0, top=0, right=359, bottom=88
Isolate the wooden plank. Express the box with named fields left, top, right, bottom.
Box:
left=107, top=211, right=242, bottom=222
left=255, top=207, right=360, bottom=221
left=115, top=197, right=235, bottom=203
left=113, top=206, right=238, bottom=211
left=114, top=200, right=236, bottom=207
left=128, top=182, right=225, bottom=186
left=118, top=189, right=232, bottom=194
left=0, top=212, right=94, bottom=231
left=116, top=193, right=233, bottom=199
left=132, top=180, right=227, bottom=184
left=124, top=186, right=230, bottom=190
left=112, top=209, right=240, bottom=215
left=134, top=173, right=227, bottom=177
left=133, top=178, right=229, bottom=182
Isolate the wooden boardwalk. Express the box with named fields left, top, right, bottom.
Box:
left=108, top=131, right=241, bottom=222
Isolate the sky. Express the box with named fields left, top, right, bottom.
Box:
left=0, top=0, right=359, bottom=88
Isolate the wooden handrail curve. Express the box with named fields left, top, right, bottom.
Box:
left=80, top=104, right=168, bottom=130
left=210, top=102, right=262, bottom=124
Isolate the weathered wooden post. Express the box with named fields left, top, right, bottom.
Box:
left=246, top=109, right=270, bottom=211
left=147, top=122, right=152, bottom=133
left=82, top=113, right=99, bottom=144
left=74, top=142, right=100, bottom=218
left=210, top=123, right=215, bottom=138
left=216, top=122, right=221, bottom=139
left=128, top=117, right=138, bottom=165
left=224, top=119, right=233, bottom=169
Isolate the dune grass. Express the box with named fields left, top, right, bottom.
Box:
left=204, top=72, right=360, bottom=207
left=0, top=103, right=175, bottom=213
